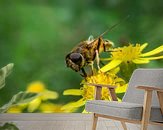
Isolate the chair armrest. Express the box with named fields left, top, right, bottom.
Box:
left=136, top=86, right=163, bottom=92
left=84, top=83, right=118, bottom=101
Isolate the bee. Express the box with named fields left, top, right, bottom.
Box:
left=65, top=32, right=114, bottom=77
left=65, top=16, right=129, bottom=77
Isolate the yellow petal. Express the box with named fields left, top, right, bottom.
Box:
left=116, top=84, right=128, bottom=93
left=41, top=90, right=59, bottom=100
left=82, top=109, right=89, bottom=113
left=115, top=77, right=125, bottom=83
left=141, top=56, right=163, bottom=60
left=63, top=89, right=82, bottom=96
left=39, top=103, right=62, bottom=113
left=7, top=106, right=23, bottom=113
left=133, top=58, right=150, bottom=64
left=140, top=43, right=148, bottom=52
left=100, top=60, right=122, bottom=72
left=117, top=98, right=122, bottom=102
left=100, top=58, right=112, bottom=61
left=62, top=107, right=78, bottom=113
left=134, top=56, right=163, bottom=63
left=61, top=98, right=85, bottom=110
left=109, top=67, right=120, bottom=74
left=27, top=98, right=41, bottom=112
left=140, top=45, right=163, bottom=57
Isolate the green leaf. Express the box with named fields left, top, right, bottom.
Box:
left=0, top=92, right=38, bottom=113
left=119, top=62, right=137, bottom=82
left=0, top=63, right=14, bottom=89
left=0, top=123, right=19, bottom=130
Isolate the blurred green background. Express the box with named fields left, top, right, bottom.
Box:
left=0, top=0, right=163, bottom=108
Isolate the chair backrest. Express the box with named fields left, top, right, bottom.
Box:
left=122, top=68, right=163, bottom=107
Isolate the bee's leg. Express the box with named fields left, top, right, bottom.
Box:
left=95, top=50, right=100, bottom=70
left=90, top=61, right=94, bottom=75
left=81, top=68, right=87, bottom=77
left=105, top=50, right=116, bottom=52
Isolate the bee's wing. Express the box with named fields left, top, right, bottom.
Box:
left=71, top=41, right=87, bottom=53
left=87, top=37, right=100, bottom=49
left=88, top=35, right=94, bottom=42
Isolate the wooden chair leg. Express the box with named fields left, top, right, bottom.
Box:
left=92, top=113, right=98, bottom=130
left=141, top=90, right=152, bottom=130
left=157, top=91, right=163, bottom=114
left=121, top=121, right=127, bottom=130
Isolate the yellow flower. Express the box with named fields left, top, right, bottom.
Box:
left=62, top=71, right=127, bottom=112
left=27, top=81, right=45, bottom=92
left=39, top=103, right=77, bottom=113
left=100, top=43, right=163, bottom=72
left=26, top=81, right=59, bottom=112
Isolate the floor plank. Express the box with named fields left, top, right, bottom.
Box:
left=0, top=113, right=163, bottom=130
left=1, top=114, right=162, bottom=130
left=0, top=113, right=133, bottom=130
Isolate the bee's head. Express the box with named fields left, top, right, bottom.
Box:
left=65, top=53, right=85, bottom=72
left=104, top=39, right=114, bottom=51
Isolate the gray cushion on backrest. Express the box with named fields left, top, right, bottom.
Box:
left=122, top=68, right=163, bottom=107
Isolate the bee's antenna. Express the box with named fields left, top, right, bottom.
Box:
left=99, top=15, right=130, bottom=37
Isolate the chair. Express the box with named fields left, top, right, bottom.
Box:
left=85, top=68, right=163, bottom=130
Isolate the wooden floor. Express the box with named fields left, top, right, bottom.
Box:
left=0, top=113, right=141, bottom=130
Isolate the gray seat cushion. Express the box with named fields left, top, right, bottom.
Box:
left=86, top=100, right=163, bottom=122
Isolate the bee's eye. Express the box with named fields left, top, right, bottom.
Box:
left=70, top=53, right=82, bottom=63
left=104, top=39, right=114, bottom=47
left=105, top=39, right=109, bottom=42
